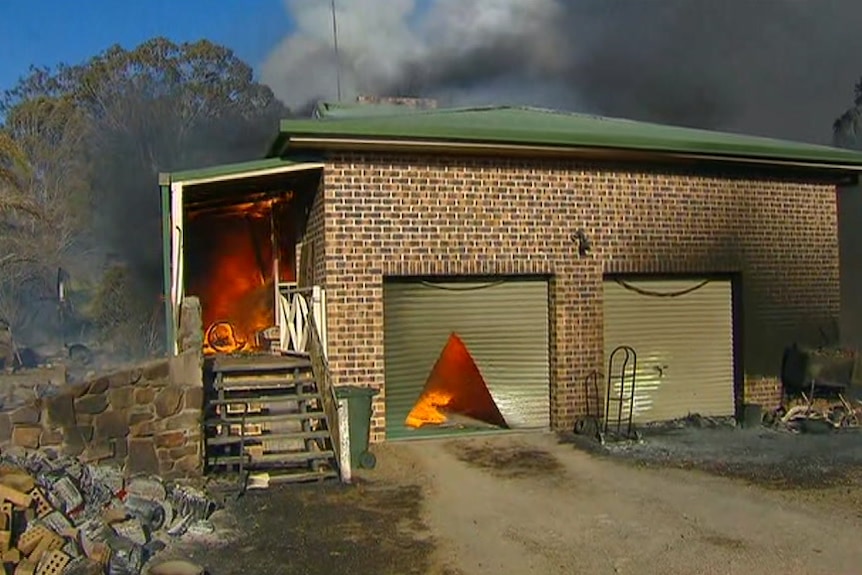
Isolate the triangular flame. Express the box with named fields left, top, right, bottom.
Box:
left=405, top=333, right=507, bottom=429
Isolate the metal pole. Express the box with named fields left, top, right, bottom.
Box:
left=331, top=0, right=342, bottom=102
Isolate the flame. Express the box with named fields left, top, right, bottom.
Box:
left=405, top=390, right=451, bottom=428
left=186, top=198, right=296, bottom=355
left=406, top=333, right=507, bottom=429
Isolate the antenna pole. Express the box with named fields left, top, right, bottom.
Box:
left=330, top=0, right=342, bottom=102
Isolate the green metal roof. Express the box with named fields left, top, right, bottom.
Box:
left=273, top=105, right=862, bottom=169
left=161, top=156, right=323, bottom=185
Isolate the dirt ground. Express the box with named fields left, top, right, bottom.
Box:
left=162, top=430, right=862, bottom=575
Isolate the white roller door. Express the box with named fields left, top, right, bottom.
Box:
left=603, top=278, right=735, bottom=423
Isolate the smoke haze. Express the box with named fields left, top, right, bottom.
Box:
left=261, top=0, right=862, bottom=144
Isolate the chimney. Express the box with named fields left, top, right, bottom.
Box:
left=355, top=95, right=438, bottom=109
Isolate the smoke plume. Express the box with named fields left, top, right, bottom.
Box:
left=262, top=0, right=862, bottom=144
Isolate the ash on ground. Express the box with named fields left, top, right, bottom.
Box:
left=564, top=414, right=862, bottom=490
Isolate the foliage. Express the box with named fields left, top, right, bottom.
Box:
left=88, top=266, right=162, bottom=358
left=0, top=37, right=288, bottom=357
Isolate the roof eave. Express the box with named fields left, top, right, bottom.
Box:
left=283, top=135, right=862, bottom=179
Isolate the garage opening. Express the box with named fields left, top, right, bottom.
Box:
left=405, top=333, right=509, bottom=429
left=384, top=277, right=550, bottom=440
left=603, top=276, right=736, bottom=423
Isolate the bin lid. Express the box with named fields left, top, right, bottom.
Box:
left=334, top=385, right=379, bottom=398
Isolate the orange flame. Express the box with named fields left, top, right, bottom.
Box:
left=406, top=333, right=507, bottom=429
left=186, top=199, right=296, bottom=355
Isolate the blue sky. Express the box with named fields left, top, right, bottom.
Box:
left=0, top=0, right=293, bottom=92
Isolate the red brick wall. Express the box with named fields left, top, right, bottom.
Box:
left=309, top=153, right=839, bottom=441
left=299, top=180, right=326, bottom=288
left=744, top=376, right=783, bottom=410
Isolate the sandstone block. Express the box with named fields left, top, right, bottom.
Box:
left=154, top=386, right=183, bottom=418
left=113, top=438, right=128, bottom=459
left=40, top=428, right=63, bottom=446
left=134, top=387, right=156, bottom=405
left=94, top=411, right=129, bottom=440
left=129, top=411, right=154, bottom=425
left=174, top=454, right=202, bottom=475
left=81, top=441, right=114, bottom=463
left=143, top=360, right=170, bottom=382
left=87, top=378, right=110, bottom=395
left=75, top=394, right=108, bottom=415
left=163, top=411, right=200, bottom=431
left=0, top=413, right=11, bottom=443
left=108, top=388, right=134, bottom=410
left=11, top=425, right=40, bottom=449
left=62, top=426, right=86, bottom=456
left=169, top=351, right=202, bottom=387
left=126, top=438, right=159, bottom=475
left=9, top=405, right=39, bottom=425
left=155, top=431, right=185, bottom=449
left=130, top=420, right=155, bottom=438
left=168, top=444, right=198, bottom=459
left=46, top=394, right=76, bottom=428
left=177, top=297, right=203, bottom=354
left=184, top=387, right=203, bottom=410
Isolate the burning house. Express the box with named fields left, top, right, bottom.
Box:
left=159, top=103, right=862, bottom=448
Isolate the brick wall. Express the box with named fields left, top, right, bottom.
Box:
left=311, top=153, right=839, bottom=441
left=744, top=376, right=783, bottom=410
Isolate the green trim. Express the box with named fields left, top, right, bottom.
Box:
left=276, top=106, right=862, bottom=168
left=160, top=184, right=174, bottom=355
left=165, top=156, right=323, bottom=184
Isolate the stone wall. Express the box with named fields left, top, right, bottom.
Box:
left=0, top=352, right=203, bottom=479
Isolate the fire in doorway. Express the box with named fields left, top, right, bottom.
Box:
left=185, top=198, right=296, bottom=355
left=406, top=333, right=508, bottom=430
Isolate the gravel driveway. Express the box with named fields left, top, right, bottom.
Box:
left=163, top=431, right=862, bottom=575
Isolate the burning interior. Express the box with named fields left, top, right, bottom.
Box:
left=176, top=166, right=322, bottom=356
left=406, top=333, right=509, bottom=430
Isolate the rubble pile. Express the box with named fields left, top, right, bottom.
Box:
left=0, top=448, right=216, bottom=575
left=642, top=413, right=737, bottom=430
left=765, top=393, right=862, bottom=433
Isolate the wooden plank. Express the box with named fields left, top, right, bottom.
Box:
left=210, top=393, right=321, bottom=406
left=207, top=430, right=330, bottom=446
left=205, top=412, right=325, bottom=425
left=212, top=354, right=311, bottom=373
left=211, top=449, right=334, bottom=465
left=267, top=470, right=339, bottom=484
left=214, top=375, right=315, bottom=391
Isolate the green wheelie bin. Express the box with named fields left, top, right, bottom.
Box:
left=335, top=385, right=379, bottom=469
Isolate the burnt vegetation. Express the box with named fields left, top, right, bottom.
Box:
left=0, top=38, right=291, bottom=365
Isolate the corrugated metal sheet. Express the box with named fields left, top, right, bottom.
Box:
left=603, top=278, right=735, bottom=424
left=384, top=279, right=550, bottom=440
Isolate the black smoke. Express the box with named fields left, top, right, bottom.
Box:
left=265, top=0, right=862, bottom=144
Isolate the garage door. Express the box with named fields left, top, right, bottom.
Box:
left=384, top=278, right=550, bottom=440
left=603, top=277, right=735, bottom=423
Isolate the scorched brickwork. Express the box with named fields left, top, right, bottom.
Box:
left=307, top=153, right=838, bottom=442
